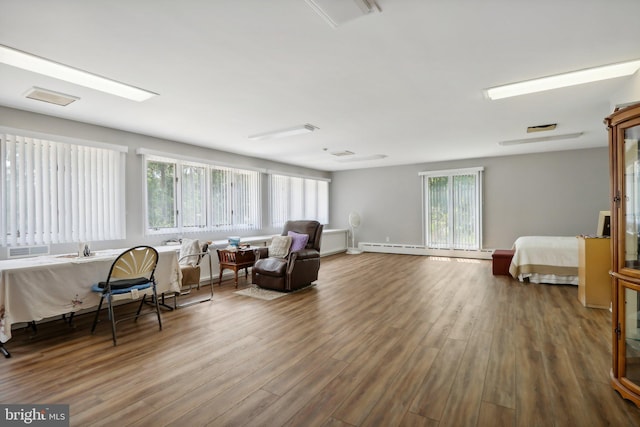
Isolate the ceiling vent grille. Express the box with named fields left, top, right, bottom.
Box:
left=25, top=87, right=79, bottom=106
left=527, top=123, right=557, bottom=133
left=331, top=150, right=355, bottom=157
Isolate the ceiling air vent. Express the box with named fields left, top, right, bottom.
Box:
left=25, top=87, right=79, bottom=106
left=527, top=123, right=557, bottom=133
left=331, top=150, right=355, bottom=157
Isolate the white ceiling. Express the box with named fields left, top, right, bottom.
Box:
left=1, top=0, right=639, bottom=172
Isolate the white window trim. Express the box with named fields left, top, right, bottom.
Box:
left=136, top=147, right=265, bottom=173
left=420, top=166, right=484, bottom=251
left=143, top=154, right=262, bottom=235
left=0, top=126, right=128, bottom=153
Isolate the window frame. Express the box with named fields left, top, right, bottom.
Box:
left=144, top=155, right=261, bottom=235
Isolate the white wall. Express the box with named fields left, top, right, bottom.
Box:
left=330, top=147, right=610, bottom=251
left=0, top=106, right=331, bottom=258
left=1, top=105, right=612, bottom=256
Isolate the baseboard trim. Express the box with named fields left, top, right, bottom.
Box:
left=358, top=242, right=493, bottom=260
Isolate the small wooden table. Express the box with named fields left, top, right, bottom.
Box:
left=217, top=248, right=258, bottom=288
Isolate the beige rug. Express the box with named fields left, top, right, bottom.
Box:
left=233, top=284, right=316, bottom=301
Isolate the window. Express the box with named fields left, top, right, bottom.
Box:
left=270, top=174, right=329, bottom=227
left=211, top=166, right=260, bottom=231
left=145, top=156, right=260, bottom=233
left=421, top=167, right=483, bottom=250
left=1, top=132, right=126, bottom=246
left=181, top=164, right=207, bottom=228
left=147, top=160, right=176, bottom=230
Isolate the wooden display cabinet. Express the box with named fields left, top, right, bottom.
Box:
left=606, top=102, right=640, bottom=407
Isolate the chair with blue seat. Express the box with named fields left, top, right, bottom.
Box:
left=90, top=246, right=162, bottom=345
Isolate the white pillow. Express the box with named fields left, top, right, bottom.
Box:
left=179, top=238, right=201, bottom=266
left=269, top=236, right=292, bottom=258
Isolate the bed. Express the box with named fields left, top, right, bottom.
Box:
left=508, top=236, right=579, bottom=285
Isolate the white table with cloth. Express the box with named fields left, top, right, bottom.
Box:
left=0, top=245, right=182, bottom=343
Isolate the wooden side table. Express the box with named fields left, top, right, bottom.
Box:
left=577, top=236, right=611, bottom=309
left=217, top=248, right=258, bottom=288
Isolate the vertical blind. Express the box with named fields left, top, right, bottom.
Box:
left=212, top=166, right=261, bottom=231
left=146, top=156, right=261, bottom=233
left=1, top=133, right=126, bottom=246
left=421, top=167, right=483, bottom=250
left=270, top=174, right=329, bottom=227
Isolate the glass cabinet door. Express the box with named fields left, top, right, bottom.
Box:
left=623, top=122, right=640, bottom=271
left=625, top=286, right=640, bottom=385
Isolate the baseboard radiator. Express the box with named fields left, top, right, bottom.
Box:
left=358, top=242, right=493, bottom=259
left=7, top=245, right=50, bottom=259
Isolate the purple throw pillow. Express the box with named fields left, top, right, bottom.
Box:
left=287, top=231, right=309, bottom=252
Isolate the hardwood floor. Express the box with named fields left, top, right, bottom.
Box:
left=2, top=252, right=640, bottom=426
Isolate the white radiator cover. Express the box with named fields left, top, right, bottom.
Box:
left=358, top=242, right=493, bottom=259
left=7, top=245, right=50, bottom=258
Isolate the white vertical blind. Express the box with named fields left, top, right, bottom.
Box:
left=145, top=156, right=261, bottom=233
left=270, top=174, right=288, bottom=228
left=1, top=133, right=126, bottom=246
left=213, top=166, right=261, bottom=231
left=421, top=167, right=483, bottom=250
left=269, top=174, right=330, bottom=227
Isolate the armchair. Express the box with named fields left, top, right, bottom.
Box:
left=252, top=220, right=323, bottom=292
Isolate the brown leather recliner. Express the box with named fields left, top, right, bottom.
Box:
left=252, top=220, right=323, bottom=292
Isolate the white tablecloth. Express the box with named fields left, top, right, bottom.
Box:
left=0, top=246, right=182, bottom=343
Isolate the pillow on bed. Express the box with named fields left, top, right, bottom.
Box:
left=287, top=231, right=309, bottom=252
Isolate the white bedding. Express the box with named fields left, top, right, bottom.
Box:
left=509, top=236, right=579, bottom=285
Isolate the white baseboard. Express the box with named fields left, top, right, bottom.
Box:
left=358, top=242, right=493, bottom=260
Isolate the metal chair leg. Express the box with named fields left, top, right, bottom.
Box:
left=135, top=295, right=146, bottom=321
left=107, top=296, right=117, bottom=346
left=153, top=287, right=162, bottom=331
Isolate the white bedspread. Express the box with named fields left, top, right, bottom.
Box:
left=509, top=236, right=579, bottom=285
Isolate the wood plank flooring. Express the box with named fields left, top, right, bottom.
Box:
left=2, top=252, right=640, bottom=426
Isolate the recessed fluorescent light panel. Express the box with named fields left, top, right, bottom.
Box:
left=486, top=59, right=640, bottom=100
left=335, top=154, right=387, bottom=162
left=248, top=124, right=318, bottom=140
left=304, top=0, right=380, bottom=27
left=498, top=132, right=583, bottom=146
left=0, top=44, right=157, bottom=102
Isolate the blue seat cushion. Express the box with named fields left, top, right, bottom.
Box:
left=92, top=278, right=152, bottom=295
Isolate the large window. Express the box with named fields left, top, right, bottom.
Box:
left=421, top=167, right=483, bottom=250
left=270, top=174, right=329, bottom=227
left=0, top=132, right=126, bottom=246
left=145, top=156, right=260, bottom=233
